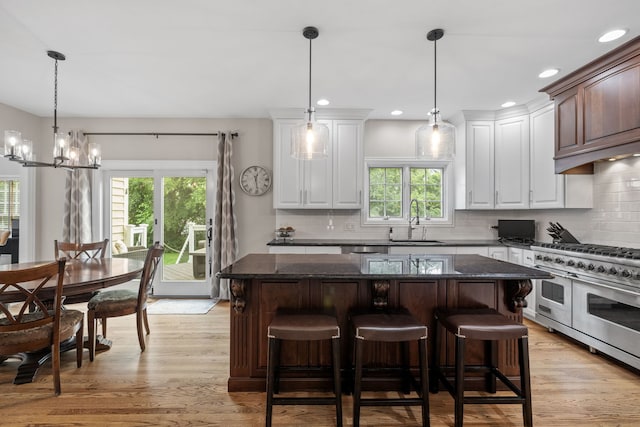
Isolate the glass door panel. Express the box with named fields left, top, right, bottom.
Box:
left=105, top=167, right=213, bottom=297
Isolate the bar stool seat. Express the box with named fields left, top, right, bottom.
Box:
left=350, top=309, right=430, bottom=427
left=266, top=311, right=342, bottom=427
left=431, top=308, right=532, bottom=427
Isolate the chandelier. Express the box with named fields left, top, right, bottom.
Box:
left=3, top=51, right=101, bottom=170
left=416, top=29, right=455, bottom=160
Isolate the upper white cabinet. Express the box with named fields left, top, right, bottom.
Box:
left=459, top=104, right=592, bottom=210
left=271, top=109, right=368, bottom=210
left=529, top=104, right=593, bottom=209
left=495, top=115, right=530, bottom=209
left=466, top=121, right=495, bottom=209
left=465, top=114, right=529, bottom=209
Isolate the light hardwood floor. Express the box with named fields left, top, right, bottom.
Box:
left=1, top=301, right=639, bottom=426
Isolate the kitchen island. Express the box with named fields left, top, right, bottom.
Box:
left=217, top=253, right=552, bottom=392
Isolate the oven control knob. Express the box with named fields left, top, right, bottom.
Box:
left=597, top=265, right=606, bottom=273
left=535, top=255, right=542, bottom=260
left=634, top=273, right=640, bottom=281
left=620, top=270, right=631, bottom=278
left=567, top=260, right=575, bottom=266
left=577, top=261, right=586, bottom=269
left=554, top=257, right=565, bottom=264
left=543, top=256, right=552, bottom=262
left=608, top=268, right=618, bottom=276
left=587, top=264, right=596, bottom=271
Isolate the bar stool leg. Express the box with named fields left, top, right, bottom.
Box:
left=401, top=341, right=411, bottom=394
left=454, top=335, right=465, bottom=427
left=331, top=337, right=343, bottom=427
left=353, top=337, right=364, bottom=427
left=418, top=337, right=431, bottom=427
left=430, top=317, right=440, bottom=394
left=266, top=336, right=278, bottom=427
left=519, top=336, right=533, bottom=427
left=485, top=340, right=498, bottom=394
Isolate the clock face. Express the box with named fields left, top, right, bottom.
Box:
left=239, top=165, right=272, bottom=196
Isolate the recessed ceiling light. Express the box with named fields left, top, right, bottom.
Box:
left=316, top=98, right=330, bottom=106
left=633, top=153, right=640, bottom=157
left=391, top=110, right=403, bottom=116
left=608, top=158, right=617, bottom=162
left=598, top=29, right=627, bottom=43
left=501, top=101, right=516, bottom=108
left=538, top=68, right=560, bottom=79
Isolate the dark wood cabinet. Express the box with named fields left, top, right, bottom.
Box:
left=541, top=36, right=640, bottom=173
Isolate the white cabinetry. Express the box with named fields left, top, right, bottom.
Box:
left=465, top=115, right=529, bottom=209
left=488, top=246, right=507, bottom=260
left=272, top=111, right=366, bottom=210
left=529, top=104, right=593, bottom=209
left=466, top=121, right=495, bottom=209
left=460, top=105, right=593, bottom=210
left=530, top=104, right=564, bottom=208
left=495, top=115, right=529, bottom=209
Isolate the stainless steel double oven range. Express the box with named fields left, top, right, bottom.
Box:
left=531, top=243, right=640, bottom=370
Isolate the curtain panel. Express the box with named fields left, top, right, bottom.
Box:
left=62, top=130, right=92, bottom=243
left=212, top=132, right=237, bottom=300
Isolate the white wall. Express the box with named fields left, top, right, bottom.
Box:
left=6, top=113, right=275, bottom=260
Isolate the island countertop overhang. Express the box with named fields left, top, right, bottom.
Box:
left=217, top=253, right=553, bottom=281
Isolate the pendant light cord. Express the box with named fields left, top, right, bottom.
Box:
left=307, top=36, right=313, bottom=114
left=53, top=57, right=59, bottom=134
left=433, top=36, right=437, bottom=116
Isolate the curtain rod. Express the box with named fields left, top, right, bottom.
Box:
left=83, top=132, right=238, bottom=138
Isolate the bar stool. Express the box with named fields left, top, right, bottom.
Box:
left=350, top=309, right=430, bottom=427
left=431, top=308, right=532, bottom=427
left=266, top=311, right=342, bottom=427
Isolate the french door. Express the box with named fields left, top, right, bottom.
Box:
left=102, top=162, right=215, bottom=297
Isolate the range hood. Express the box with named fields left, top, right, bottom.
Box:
left=540, top=36, right=640, bottom=174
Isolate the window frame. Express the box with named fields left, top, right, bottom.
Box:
left=362, top=158, right=454, bottom=227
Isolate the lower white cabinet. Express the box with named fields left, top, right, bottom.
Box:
left=488, top=246, right=507, bottom=260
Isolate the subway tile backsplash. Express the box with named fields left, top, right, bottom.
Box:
left=275, top=157, right=640, bottom=248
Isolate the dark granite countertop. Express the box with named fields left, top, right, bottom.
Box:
left=267, top=238, right=539, bottom=248
left=217, top=253, right=552, bottom=280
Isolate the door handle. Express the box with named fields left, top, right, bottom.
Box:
left=538, top=304, right=551, bottom=313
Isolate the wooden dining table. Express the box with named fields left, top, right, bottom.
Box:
left=0, top=257, right=145, bottom=384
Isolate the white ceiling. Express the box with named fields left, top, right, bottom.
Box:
left=0, top=0, right=638, bottom=121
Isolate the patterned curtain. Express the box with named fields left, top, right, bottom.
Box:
left=212, top=132, right=237, bottom=300
left=62, top=130, right=92, bottom=243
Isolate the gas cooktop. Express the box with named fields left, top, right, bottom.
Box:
left=536, top=243, right=640, bottom=260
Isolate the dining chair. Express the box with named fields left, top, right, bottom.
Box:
left=0, top=230, right=10, bottom=246
left=54, top=238, right=109, bottom=260
left=87, top=242, right=164, bottom=361
left=0, top=259, right=84, bottom=395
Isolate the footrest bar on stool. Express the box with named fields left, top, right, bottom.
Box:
left=273, top=397, right=341, bottom=405
left=463, top=396, right=525, bottom=405
left=360, top=398, right=426, bottom=406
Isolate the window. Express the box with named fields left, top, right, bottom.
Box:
left=0, top=179, right=19, bottom=231
left=364, top=160, right=453, bottom=226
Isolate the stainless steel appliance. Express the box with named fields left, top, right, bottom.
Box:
left=531, top=242, right=640, bottom=370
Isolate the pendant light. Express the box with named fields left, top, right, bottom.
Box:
left=416, top=29, right=455, bottom=160
left=291, top=26, right=329, bottom=160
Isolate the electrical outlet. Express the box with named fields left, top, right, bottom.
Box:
left=344, top=223, right=355, bottom=232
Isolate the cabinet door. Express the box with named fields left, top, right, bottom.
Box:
left=507, top=247, right=523, bottom=264
left=332, top=120, right=363, bottom=208
left=488, top=246, right=507, bottom=260
left=466, top=121, right=495, bottom=209
left=302, top=120, right=333, bottom=208
left=273, top=120, right=303, bottom=208
left=495, top=116, right=529, bottom=209
left=530, top=105, right=565, bottom=208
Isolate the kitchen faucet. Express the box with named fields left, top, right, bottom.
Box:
left=408, top=199, right=420, bottom=239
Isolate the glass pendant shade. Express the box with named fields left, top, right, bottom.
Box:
left=291, top=110, right=330, bottom=160
left=88, top=142, right=102, bottom=167
left=4, top=130, right=23, bottom=158
left=416, top=113, right=455, bottom=160
left=53, top=131, right=70, bottom=161
left=21, top=139, right=33, bottom=161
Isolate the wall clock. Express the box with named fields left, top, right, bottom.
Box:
left=239, top=165, right=272, bottom=196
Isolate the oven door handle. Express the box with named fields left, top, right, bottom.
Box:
left=537, top=304, right=552, bottom=313
left=574, top=276, right=640, bottom=297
